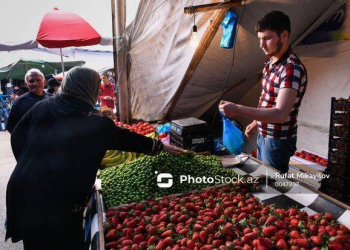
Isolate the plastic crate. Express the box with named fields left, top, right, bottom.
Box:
left=332, top=97, right=350, bottom=112
left=329, top=138, right=349, bottom=151
left=170, top=131, right=214, bottom=152
left=327, top=161, right=350, bottom=176
left=332, top=113, right=350, bottom=125
left=319, top=183, right=350, bottom=206
left=321, top=171, right=350, bottom=190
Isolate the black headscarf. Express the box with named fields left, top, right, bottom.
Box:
left=49, top=67, right=101, bottom=118
left=60, top=67, right=100, bottom=107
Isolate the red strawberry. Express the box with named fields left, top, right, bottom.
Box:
left=310, top=236, right=323, bottom=246
left=122, top=239, right=134, bottom=246
left=163, top=237, right=174, bottom=246
left=148, top=235, right=156, bottom=245
left=105, top=241, right=117, bottom=249
left=290, top=239, right=309, bottom=248
left=276, top=239, right=287, bottom=249
left=187, top=239, right=195, bottom=249
left=289, top=230, right=301, bottom=239
left=328, top=243, right=343, bottom=250
left=161, top=230, right=173, bottom=238
left=156, top=240, right=166, bottom=250
left=194, top=224, right=203, bottom=231
left=264, top=216, right=276, bottom=225
left=199, top=231, right=208, bottom=243
left=105, top=229, right=117, bottom=240
left=133, top=234, right=145, bottom=244
left=262, top=226, right=277, bottom=237
left=213, top=240, right=224, bottom=247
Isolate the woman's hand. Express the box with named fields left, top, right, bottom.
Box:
left=163, top=143, right=188, bottom=155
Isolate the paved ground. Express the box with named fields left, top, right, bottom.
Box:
left=0, top=131, right=23, bottom=250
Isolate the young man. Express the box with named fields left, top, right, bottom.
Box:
left=219, top=11, right=307, bottom=173
left=99, top=72, right=116, bottom=110
left=6, top=69, right=51, bottom=133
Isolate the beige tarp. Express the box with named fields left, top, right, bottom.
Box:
left=125, top=0, right=346, bottom=121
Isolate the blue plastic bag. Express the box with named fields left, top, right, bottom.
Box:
left=157, top=123, right=171, bottom=133
left=221, top=112, right=244, bottom=154
left=220, top=9, right=238, bottom=49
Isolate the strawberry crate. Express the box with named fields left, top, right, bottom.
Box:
left=329, top=137, right=349, bottom=151
left=332, top=113, right=350, bottom=125
left=332, top=97, right=350, bottom=112
left=321, top=171, right=350, bottom=190
left=319, top=183, right=350, bottom=206
left=327, top=161, right=350, bottom=176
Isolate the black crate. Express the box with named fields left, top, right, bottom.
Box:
left=330, top=124, right=349, bottom=138
left=329, top=138, right=349, bottom=151
left=321, top=171, right=350, bottom=190
left=326, top=161, right=350, bottom=177
left=319, top=183, right=350, bottom=206
left=332, top=97, right=350, bottom=112
left=171, top=117, right=211, bottom=136
left=332, top=113, right=350, bottom=125
left=170, top=132, right=213, bottom=153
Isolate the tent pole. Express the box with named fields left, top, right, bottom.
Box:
left=165, top=5, right=231, bottom=120
left=60, top=48, right=65, bottom=77
left=112, top=0, right=129, bottom=123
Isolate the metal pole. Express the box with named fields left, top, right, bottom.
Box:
left=60, top=48, right=65, bottom=77
left=112, top=0, right=129, bottom=123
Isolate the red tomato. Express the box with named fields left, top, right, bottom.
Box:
left=294, top=152, right=301, bottom=157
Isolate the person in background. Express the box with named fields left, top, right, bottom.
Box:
left=0, top=91, right=10, bottom=131
left=46, top=78, right=61, bottom=95
left=6, top=69, right=51, bottom=133
left=99, top=72, right=116, bottom=110
left=219, top=11, right=307, bottom=174
left=5, top=66, right=186, bottom=250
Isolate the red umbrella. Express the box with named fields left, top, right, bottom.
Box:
left=36, top=7, right=101, bottom=74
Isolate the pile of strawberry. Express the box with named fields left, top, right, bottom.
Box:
left=104, top=184, right=350, bottom=250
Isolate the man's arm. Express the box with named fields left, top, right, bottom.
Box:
left=219, top=88, right=298, bottom=123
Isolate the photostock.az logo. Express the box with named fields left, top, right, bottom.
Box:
left=156, top=171, right=173, bottom=188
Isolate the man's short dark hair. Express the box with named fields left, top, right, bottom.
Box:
left=255, top=11, right=291, bottom=36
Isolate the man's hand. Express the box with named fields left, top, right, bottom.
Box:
left=245, top=120, right=258, bottom=138
left=163, top=144, right=188, bottom=155
left=219, top=100, right=239, bottom=118
left=104, top=96, right=112, bottom=101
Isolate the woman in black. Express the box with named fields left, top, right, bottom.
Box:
left=6, top=67, right=184, bottom=250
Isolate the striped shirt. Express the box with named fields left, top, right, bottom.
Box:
left=257, top=48, right=307, bottom=139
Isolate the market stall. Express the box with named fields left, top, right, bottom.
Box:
left=85, top=153, right=350, bottom=250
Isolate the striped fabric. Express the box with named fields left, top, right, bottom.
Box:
left=257, top=48, right=307, bottom=139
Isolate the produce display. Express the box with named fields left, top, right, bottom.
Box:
left=103, top=185, right=350, bottom=250
left=115, top=121, right=157, bottom=136
left=99, top=153, right=244, bottom=207
left=101, top=132, right=158, bottom=168
left=99, top=106, right=116, bottom=120
left=321, top=97, right=350, bottom=205
left=293, top=150, right=328, bottom=167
